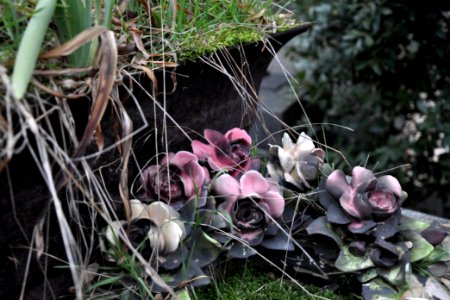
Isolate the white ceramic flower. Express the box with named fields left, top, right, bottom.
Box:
left=105, top=200, right=186, bottom=254
left=267, top=132, right=325, bottom=191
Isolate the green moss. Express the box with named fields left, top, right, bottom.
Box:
left=192, top=264, right=356, bottom=300
left=176, top=22, right=301, bottom=62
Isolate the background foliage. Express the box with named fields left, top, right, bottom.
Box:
left=288, top=0, right=450, bottom=216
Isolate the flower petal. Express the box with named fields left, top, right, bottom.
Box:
left=294, top=132, right=315, bottom=159
left=347, top=220, right=377, bottom=234
left=278, top=148, right=294, bottom=172
left=260, top=191, right=285, bottom=218
left=225, top=128, right=252, bottom=146
left=212, top=174, right=240, bottom=210
left=130, top=199, right=151, bottom=220
left=351, top=167, right=375, bottom=190
left=147, top=201, right=179, bottom=225
left=105, top=221, right=125, bottom=245
left=377, top=175, right=402, bottom=198
left=180, top=161, right=206, bottom=198
left=161, top=221, right=184, bottom=252
left=326, top=169, right=351, bottom=198
left=240, top=171, right=269, bottom=197
left=170, top=151, right=198, bottom=168
left=204, top=129, right=231, bottom=153
left=281, top=133, right=295, bottom=153
left=192, top=140, right=214, bottom=161
left=148, top=227, right=165, bottom=252
left=339, top=193, right=372, bottom=219
left=266, top=162, right=282, bottom=181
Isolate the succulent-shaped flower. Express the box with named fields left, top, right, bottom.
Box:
left=192, top=128, right=256, bottom=177
left=267, top=132, right=325, bottom=191
left=140, top=151, right=209, bottom=210
left=212, top=171, right=284, bottom=245
left=105, top=200, right=186, bottom=259
left=320, top=166, right=405, bottom=238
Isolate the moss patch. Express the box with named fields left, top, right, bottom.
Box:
left=193, top=264, right=356, bottom=300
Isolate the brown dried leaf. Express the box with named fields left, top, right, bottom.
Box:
left=31, top=78, right=88, bottom=99
left=117, top=101, right=133, bottom=224
left=40, top=26, right=107, bottom=59
left=131, top=64, right=158, bottom=95
left=74, top=30, right=118, bottom=157
left=93, top=124, right=105, bottom=153
left=131, top=26, right=151, bottom=59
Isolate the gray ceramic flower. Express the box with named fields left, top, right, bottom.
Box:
left=267, top=132, right=325, bottom=191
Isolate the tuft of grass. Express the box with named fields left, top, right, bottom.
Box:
left=192, top=264, right=355, bottom=300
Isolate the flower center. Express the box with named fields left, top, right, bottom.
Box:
left=229, top=141, right=249, bottom=165
left=153, top=165, right=184, bottom=202
left=369, top=191, right=396, bottom=210
left=126, top=218, right=156, bottom=260
left=233, top=198, right=266, bottom=232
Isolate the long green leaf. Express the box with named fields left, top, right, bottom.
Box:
left=54, top=0, right=92, bottom=67
left=11, top=0, right=57, bottom=100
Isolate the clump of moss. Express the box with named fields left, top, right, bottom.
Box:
left=175, top=22, right=301, bottom=62
left=193, top=264, right=355, bottom=300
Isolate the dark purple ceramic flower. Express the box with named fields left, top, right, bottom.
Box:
left=140, top=151, right=209, bottom=210
left=212, top=171, right=284, bottom=245
left=320, top=166, right=404, bottom=238
left=192, top=128, right=256, bottom=177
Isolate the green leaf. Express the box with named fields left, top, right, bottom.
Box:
left=359, top=268, right=378, bottom=283
left=229, top=242, right=256, bottom=259
left=175, top=288, right=192, bottom=300
left=398, top=215, right=430, bottom=232
left=335, top=246, right=374, bottom=272
left=401, top=231, right=434, bottom=263
left=306, top=216, right=343, bottom=247
left=322, top=163, right=334, bottom=177
left=377, top=264, right=407, bottom=286
left=260, top=232, right=295, bottom=251
left=423, top=236, right=450, bottom=264
left=362, top=278, right=397, bottom=300
left=188, top=229, right=222, bottom=268
left=11, top=0, right=57, bottom=99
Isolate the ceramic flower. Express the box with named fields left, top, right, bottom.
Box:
left=140, top=151, right=209, bottom=210
left=320, top=166, right=405, bottom=238
left=192, top=128, right=256, bottom=177
left=105, top=200, right=186, bottom=257
left=212, top=171, right=284, bottom=245
left=267, top=132, right=325, bottom=191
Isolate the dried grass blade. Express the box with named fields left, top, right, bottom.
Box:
left=74, top=30, right=117, bottom=157
left=40, top=26, right=107, bottom=59
left=131, top=26, right=151, bottom=58
left=31, top=78, right=88, bottom=99
left=33, top=67, right=93, bottom=76
left=117, top=101, right=133, bottom=224
left=130, top=64, right=158, bottom=95
left=11, top=0, right=57, bottom=100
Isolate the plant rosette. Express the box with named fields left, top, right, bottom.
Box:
left=192, top=128, right=260, bottom=178
left=267, top=132, right=325, bottom=192
left=305, top=166, right=450, bottom=299
left=103, top=199, right=221, bottom=292
left=210, top=170, right=295, bottom=258
left=139, top=151, right=210, bottom=211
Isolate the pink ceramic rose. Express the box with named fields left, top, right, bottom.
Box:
left=140, top=151, right=209, bottom=210
left=192, top=128, right=257, bottom=177
left=212, top=171, right=284, bottom=245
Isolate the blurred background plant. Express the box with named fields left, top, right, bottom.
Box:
left=286, top=0, right=450, bottom=217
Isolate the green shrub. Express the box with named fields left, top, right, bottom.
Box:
left=288, top=0, right=450, bottom=216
